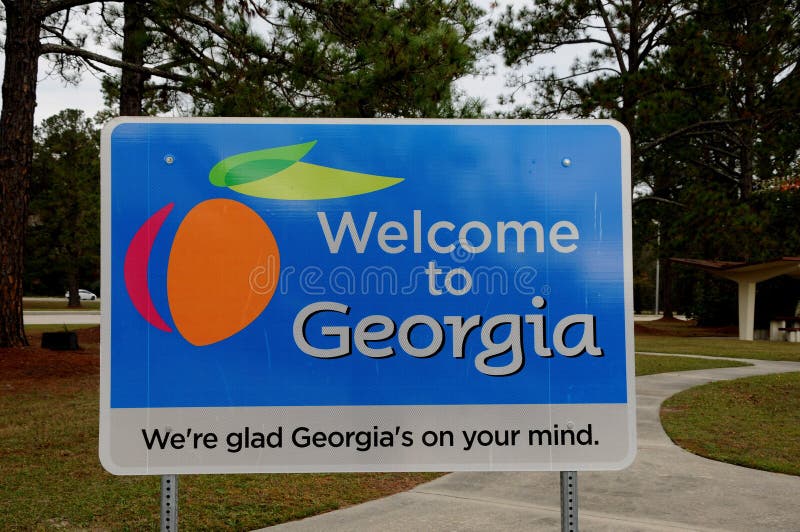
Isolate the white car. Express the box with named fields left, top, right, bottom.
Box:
left=65, top=289, right=97, bottom=301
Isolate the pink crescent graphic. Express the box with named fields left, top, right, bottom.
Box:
left=123, top=203, right=174, bottom=332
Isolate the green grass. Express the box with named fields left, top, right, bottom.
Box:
left=636, top=335, right=800, bottom=361
left=661, top=372, right=800, bottom=476
left=0, top=376, right=439, bottom=530
left=635, top=354, right=751, bottom=376
left=637, top=334, right=799, bottom=476
left=24, top=324, right=98, bottom=333
left=23, top=299, right=101, bottom=311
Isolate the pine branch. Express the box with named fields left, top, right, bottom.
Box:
left=640, top=119, right=749, bottom=152
left=39, top=43, right=190, bottom=83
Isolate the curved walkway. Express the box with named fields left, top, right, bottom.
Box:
left=263, top=357, right=800, bottom=531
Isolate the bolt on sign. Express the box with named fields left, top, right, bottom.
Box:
left=100, top=119, right=635, bottom=475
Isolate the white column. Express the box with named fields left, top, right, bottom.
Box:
left=738, top=281, right=756, bottom=341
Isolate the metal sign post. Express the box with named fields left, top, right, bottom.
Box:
left=160, top=474, right=178, bottom=532
left=560, top=470, right=578, bottom=532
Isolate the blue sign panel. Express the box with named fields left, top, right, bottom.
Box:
left=101, top=119, right=635, bottom=474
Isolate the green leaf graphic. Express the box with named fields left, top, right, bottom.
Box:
left=230, top=162, right=403, bottom=200
left=209, top=141, right=317, bottom=186
left=209, top=141, right=403, bottom=199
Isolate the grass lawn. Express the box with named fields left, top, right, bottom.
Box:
left=640, top=324, right=800, bottom=476
left=23, top=299, right=101, bottom=311
left=636, top=335, right=800, bottom=361
left=0, top=328, right=439, bottom=530
left=635, top=353, right=751, bottom=376
left=661, top=372, right=800, bottom=476
left=23, top=324, right=99, bottom=334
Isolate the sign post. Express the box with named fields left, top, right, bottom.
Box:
left=160, top=474, right=177, bottom=532
left=101, top=119, right=635, bottom=484
left=560, top=470, right=579, bottom=531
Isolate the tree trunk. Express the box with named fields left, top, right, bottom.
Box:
left=739, top=124, right=754, bottom=200
left=119, top=1, right=150, bottom=116
left=66, top=269, right=81, bottom=308
left=0, top=2, right=42, bottom=347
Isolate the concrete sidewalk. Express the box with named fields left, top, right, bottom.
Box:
left=261, top=357, right=800, bottom=531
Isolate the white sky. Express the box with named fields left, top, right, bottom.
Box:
left=35, top=63, right=107, bottom=123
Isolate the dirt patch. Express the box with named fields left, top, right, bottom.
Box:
left=634, top=322, right=674, bottom=336
left=0, top=327, right=100, bottom=394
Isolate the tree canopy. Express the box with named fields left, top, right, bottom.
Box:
left=26, top=109, right=100, bottom=306
left=87, top=0, right=482, bottom=118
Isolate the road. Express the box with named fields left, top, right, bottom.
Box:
left=24, top=311, right=101, bottom=325
left=23, top=297, right=101, bottom=325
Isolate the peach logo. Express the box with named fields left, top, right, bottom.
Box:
left=123, top=141, right=402, bottom=346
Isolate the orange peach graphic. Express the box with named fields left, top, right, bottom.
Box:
left=166, top=199, right=279, bottom=346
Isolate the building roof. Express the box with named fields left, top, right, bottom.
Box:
left=671, top=257, right=800, bottom=281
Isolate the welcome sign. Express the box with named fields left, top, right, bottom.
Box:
left=100, top=119, right=635, bottom=475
